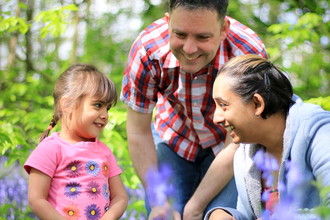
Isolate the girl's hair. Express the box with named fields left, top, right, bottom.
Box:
left=39, top=63, right=117, bottom=143
left=217, top=54, right=295, bottom=119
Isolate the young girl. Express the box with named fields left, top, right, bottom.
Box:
left=24, top=64, right=128, bottom=220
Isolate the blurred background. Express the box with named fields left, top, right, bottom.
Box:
left=0, top=0, right=329, bottom=219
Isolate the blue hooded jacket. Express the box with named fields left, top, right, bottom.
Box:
left=205, top=95, right=330, bottom=220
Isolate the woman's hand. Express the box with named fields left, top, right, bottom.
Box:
left=209, top=209, right=236, bottom=220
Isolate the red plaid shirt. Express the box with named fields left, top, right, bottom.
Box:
left=120, top=16, right=267, bottom=161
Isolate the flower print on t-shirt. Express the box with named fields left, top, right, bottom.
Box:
left=102, top=183, right=109, bottom=199
left=86, top=181, right=101, bottom=199
left=85, top=160, right=100, bottom=177
left=84, top=203, right=101, bottom=220
left=101, top=161, right=108, bottom=177
left=65, top=160, right=83, bottom=178
left=64, top=182, right=82, bottom=200
left=62, top=203, right=81, bottom=220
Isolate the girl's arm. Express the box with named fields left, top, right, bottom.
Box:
left=101, top=175, right=128, bottom=220
left=28, top=168, right=66, bottom=220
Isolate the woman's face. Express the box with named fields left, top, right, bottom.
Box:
left=212, top=74, right=258, bottom=144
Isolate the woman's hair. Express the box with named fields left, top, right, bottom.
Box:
left=217, top=54, right=295, bottom=119
left=39, top=63, right=117, bottom=143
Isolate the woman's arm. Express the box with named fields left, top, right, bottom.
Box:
left=28, top=168, right=66, bottom=220
left=101, top=175, right=128, bottom=220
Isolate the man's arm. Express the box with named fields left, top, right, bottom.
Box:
left=183, top=132, right=239, bottom=220
left=126, top=106, right=156, bottom=187
left=126, top=106, right=181, bottom=220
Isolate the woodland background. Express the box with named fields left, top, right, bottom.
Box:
left=0, top=0, right=330, bottom=219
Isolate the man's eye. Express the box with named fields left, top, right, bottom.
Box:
left=175, top=32, right=185, bottom=38
left=199, top=36, right=209, bottom=40
left=219, top=103, right=226, bottom=108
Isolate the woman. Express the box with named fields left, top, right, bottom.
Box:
left=206, top=54, right=330, bottom=220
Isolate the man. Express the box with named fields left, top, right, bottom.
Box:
left=120, top=0, right=268, bottom=219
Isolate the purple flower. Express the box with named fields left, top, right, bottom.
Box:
left=145, top=163, right=175, bottom=207
left=85, top=161, right=100, bottom=177
left=254, top=150, right=279, bottom=188
left=85, top=181, right=101, bottom=199
left=253, top=149, right=265, bottom=170
left=84, top=203, right=101, bottom=220
left=64, top=182, right=82, bottom=199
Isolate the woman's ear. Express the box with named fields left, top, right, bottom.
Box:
left=253, top=94, right=265, bottom=117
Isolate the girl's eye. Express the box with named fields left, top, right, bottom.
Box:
left=95, top=103, right=101, bottom=108
left=107, top=106, right=111, bottom=112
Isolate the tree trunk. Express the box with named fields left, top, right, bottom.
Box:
left=25, top=0, right=34, bottom=73
left=71, top=1, right=80, bottom=64
left=6, top=3, right=21, bottom=70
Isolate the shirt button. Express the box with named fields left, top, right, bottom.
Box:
left=194, top=102, right=198, bottom=106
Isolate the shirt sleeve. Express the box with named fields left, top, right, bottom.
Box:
left=24, top=140, right=60, bottom=178
left=107, top=150, right=122, bottom=178
left=120, top=37, right=159, bottom=114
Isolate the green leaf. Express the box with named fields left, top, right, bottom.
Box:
left=18, top=2, right=28, bottom=9
left=62, top=4, right=79, bottom=11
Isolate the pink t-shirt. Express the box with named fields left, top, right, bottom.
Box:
left=24, top=132, right=122, bottom=220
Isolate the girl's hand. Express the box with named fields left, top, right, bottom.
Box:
left=209, top=209, right=236, bottom=220
left=100, top=175, right=128, bottom=220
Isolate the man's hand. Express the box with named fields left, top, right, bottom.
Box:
left=182, top=198, right=204, bottom=220
left=148, top=202, right=181, bottom=220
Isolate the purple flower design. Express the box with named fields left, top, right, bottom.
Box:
left=64, top=182, right=82, bottom=200
left=84, top=203, right=101, bottom=220
left=145, top=163, right=175, bottom=207
left=85, top=181, right=101, bottom=199
left=65, top=160, right=83, bottom=178
left=85, top=160, right=100, bottom=177
left=102, top=183, right=109, bottom=199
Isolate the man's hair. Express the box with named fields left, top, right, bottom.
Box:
left=168, top=0, right=229, bottom=20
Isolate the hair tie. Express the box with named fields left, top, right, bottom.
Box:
left=267, top=60, right=274, bottom=68
left=264, top=72, right=271, bottom=92
left=47, top=125, right=53, bottom=131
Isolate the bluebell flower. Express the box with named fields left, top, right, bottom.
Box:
left=253, top=149, right=265, bottom=170
left=145, top=163, right=175, bottom=207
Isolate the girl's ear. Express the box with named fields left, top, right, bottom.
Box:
left=60, top=96, right=69, bottom=113
left=253, top=93, right=265, bottom=117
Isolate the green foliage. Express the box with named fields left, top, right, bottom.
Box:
left=305, top=96, right=330, bottom=111
left=0, top=15, right=30, bottom=35
left=312, top=179, right=330, bottom=219
left=0, top=0, right=329, bottom=219
left=35, top=4, right=78, bottom=38
left=267, top=13, right=322, bottom=49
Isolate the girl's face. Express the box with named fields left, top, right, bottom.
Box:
left=60, top=95, right=111, bottom=144
left=212, top=74, right=258, bottom=144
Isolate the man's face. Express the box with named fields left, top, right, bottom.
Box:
left=166, top=7, right=229, bottom=74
